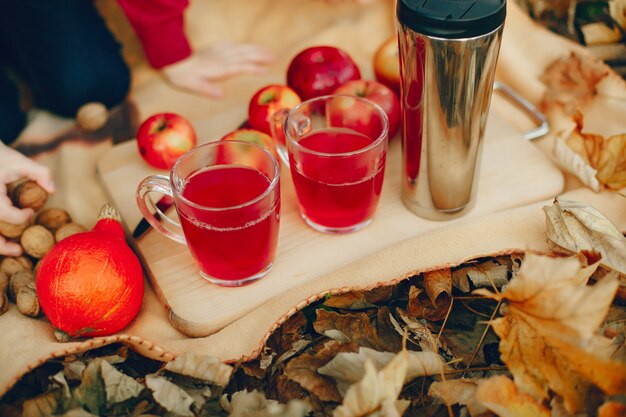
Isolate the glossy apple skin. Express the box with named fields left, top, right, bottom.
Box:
left=248, top=85, right=301, bottom=135
left=137, top=113, right=197, bottom=170
left=287, top=46, right=361, bottom=100
left=373, top=37, right=401, bottom=97
left=219, top=129, right=280, bottom=166
left=334, top=80, right=400, bottom=139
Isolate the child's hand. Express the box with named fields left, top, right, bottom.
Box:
left=0, top=143, right=55, bottom=256
left=162, top=42, right=274, bottom=98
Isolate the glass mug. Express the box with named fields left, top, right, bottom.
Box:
left=272, top=95, right=389, bottom=234
left=136, top=140, right=281, bottom=287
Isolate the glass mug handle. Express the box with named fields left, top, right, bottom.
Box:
left=136, top=175, right=186, bottom=244
left=269, top=108, right=291, bottom=167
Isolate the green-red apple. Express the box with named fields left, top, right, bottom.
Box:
left=136, top=113, right=197, bottom=170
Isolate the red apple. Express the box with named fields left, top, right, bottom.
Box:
left=373, top=36, right=401, bottom=96
left=219, top=129, right=280, bottom=166
left=334, top=80, right=400, bottom=139
left=248, top=84, right=301, bottom=135
left=287, top=46, right=361, bottom=100
left=137, top=113, right=197, bottom=170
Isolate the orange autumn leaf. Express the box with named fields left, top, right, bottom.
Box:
left=406, top=286, right=451, bottom=322
left=423, top=268, right=452, bottom=306
left=475, top=375, right=550, bottom=417
left=404, top=268, right=454, bottom=322
left=540, top=52, right=608, bottom=115
left=598, top=402, right=626, bottom=417
left=429, top=379, right=487, bottom=417
left=475, top=253, right=626, bottom=413
left=554, top=112, right=626, bottom=191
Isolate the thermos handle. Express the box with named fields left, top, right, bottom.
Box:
left=493, top=82, right=550, bottom=141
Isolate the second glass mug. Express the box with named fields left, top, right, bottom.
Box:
left=136, top=140, right=281, bottom=287
left=271, top=95, right=389, bottom=234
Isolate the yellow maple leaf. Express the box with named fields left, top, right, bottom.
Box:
left=475, top=253, right=626, bottom=413
left=554, top=112, right=626, bottom=191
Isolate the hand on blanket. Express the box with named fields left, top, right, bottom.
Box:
left=162, top=42, right=274, bottom=98
left=0, top=143, right=55, bottom=256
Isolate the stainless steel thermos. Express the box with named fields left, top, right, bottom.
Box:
left=396, top=0, right=506, bottom=220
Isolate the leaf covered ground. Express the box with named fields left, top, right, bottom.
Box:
left=1, top=243, right=625, bottom=416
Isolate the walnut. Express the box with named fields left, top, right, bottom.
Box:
left=11, top=180, right=48, bottom=211
left=55, top=222, right=86, bottom=241
left=76, top=102, right=108, bottom=132
left=0, top=219, right=31, bottom=239
left=15, top=256, right=33, bottom=270
left=6, top=178, right=28, bottom=196
left=21, top=225, right=55, bottom=259
left=16, top=284, right=41, bottom=318
left=8, top=270, right=35, bottom=301
left=0, top=256, right=32, bottom=277
left=0, top=292, right=7, bottom=316
left=0, top=271, right=8, bottom=295
left=36, top=208, right=72, bottom=231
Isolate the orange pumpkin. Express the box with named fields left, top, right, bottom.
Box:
left=36, top=204, right=144, bottom=338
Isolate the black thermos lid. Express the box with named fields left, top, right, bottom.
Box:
left=397, top=0, right=506, bottom=39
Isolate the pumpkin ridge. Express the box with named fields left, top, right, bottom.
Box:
left=51, top=252, right=68, bottom=330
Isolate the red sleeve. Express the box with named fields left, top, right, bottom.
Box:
left=117, top=0, right=192, bottom=69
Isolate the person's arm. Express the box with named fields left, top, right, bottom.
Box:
left=117, top=0, right=192, bottom=69
left=117, top=0, right=273, bottom=98
left=0, top=144, right=55, bottom=256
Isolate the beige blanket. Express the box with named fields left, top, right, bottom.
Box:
left=2, top=0, right=626, bottom=396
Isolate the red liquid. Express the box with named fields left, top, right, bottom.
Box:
left=178, top=165, right=280, bottom=282
left=289, top=128, right=386, bottom=230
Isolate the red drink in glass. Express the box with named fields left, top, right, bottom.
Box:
left=290, top=128, right=386, bottom=230
left=280, top=95, right=389, bottom=233
left=178, top=165, right=280, bottom=282
left=136, top=140, right=281, bottom=286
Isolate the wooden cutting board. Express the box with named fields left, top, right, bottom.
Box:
left=97, top=106, right=564, bottom=337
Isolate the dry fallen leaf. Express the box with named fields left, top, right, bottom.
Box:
left=476, top=253, right=626, bottom=413
left=319, top=347, right=444, bottom=397
left=100, top=361, right=144, bottom=405
left=598, top=401, right=626, bottom=417
left=611, top=0, right=626, bottom=29
left=544, top=199, right=626, bottom=275
left=553, top=112, right=626, bottom=191
left=475, top=375, right=550, bottom=417
left=164, top=352, right=233, bottom=387
left=602, top=305, right=626, bottom=362
left=423, top=269, right=452, bottom=306
left=145, top=374, right=195, bottom=417
left=428, top=379, right=486, bottom=417
left=314, top=308, right=402, bottom=352
left=395, top=310, right=439, bottom=352
left=332, top=347, right=410, bottom=417
left=60, top=409, right=99, bottom=417
left=324, top=287, right=394, bottom=310
left=284, top=340, right=355, bottom=403
left=220, top=390, right=309, bottom=417
left=540, top=52, right=609, bottom=115
left=407, top=286, right=451, bottom=322
left=452, top=258, right=511, bottom=292
left=22, top=391, right=65, bottom=417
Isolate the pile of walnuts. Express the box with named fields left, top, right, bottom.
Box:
left=0, top=180, right=86, bottom=318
